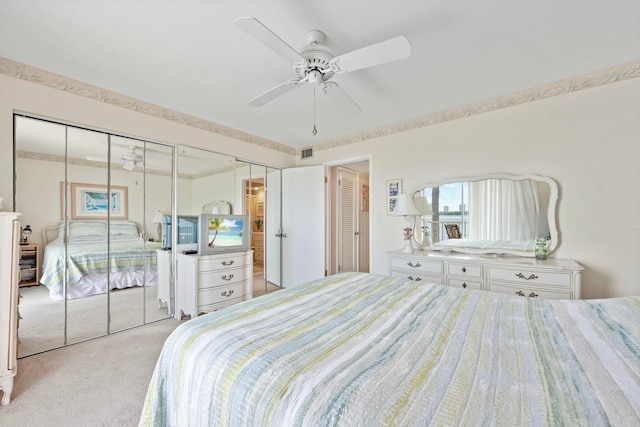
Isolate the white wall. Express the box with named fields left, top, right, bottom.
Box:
left=309, top=77, right=640, bottom=299
left=2, top=67, right=639, bottom=298
left=0, top=72, right=296, bottom=207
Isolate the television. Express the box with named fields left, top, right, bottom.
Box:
left=161, top=215, right=198, bottom=252
left=198, top=214, right=249, bottom=256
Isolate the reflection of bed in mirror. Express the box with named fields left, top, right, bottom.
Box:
left=413, top=174, right=557, bottom=257
left=40, top=220, right=161, bottom=300
left=432, top=238, right=536, bottom=252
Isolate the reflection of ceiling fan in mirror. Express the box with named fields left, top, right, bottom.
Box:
left=86, top=146, right=169, bottom=171
left=235, top=17, right=412, bottom=117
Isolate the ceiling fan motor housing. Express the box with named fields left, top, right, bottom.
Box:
left=296, top=30, right=335, bottom=84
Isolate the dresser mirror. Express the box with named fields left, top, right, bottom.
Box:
left=412, top=174, right=558, bottom=257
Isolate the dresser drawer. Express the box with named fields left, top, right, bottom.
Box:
left=390, top=257, right=444, bottom=275
left=447, top=263, right=482, bottom=278
left=198, top=280, right=247, bottom=306
left=391, top=270, right=444, bottom=285
left=198, top=266, right=250, bottom=288
left=488, top=282, right=572, bottom=300
left=487, top=266, right=572, bottom=288
left=448, top=278, right=482, bottom=291
left=198, top=295, right=245, bottom=315
left=198, top=253, right=249, bottom=272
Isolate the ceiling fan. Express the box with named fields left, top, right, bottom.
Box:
left=235, top=17, right=412, bottom=118
left=87, top=146, right=167, bottom=171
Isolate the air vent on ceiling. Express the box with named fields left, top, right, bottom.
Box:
left=301, top=147, right=313, bottom=159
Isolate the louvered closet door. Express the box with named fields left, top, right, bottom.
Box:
left=338, top=168, right=358, bottom=273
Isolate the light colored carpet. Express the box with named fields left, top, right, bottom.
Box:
left=2, top=272, right=280, bottom=426
left=0, top=318, right=182, bottom=427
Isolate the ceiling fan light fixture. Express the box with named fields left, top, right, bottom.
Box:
left=236, top=17, right=411, bottom=119
left=122, top=159, right=136, bottom=171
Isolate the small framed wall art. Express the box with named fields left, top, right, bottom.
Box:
left=386, top=178, right=402, bottom=215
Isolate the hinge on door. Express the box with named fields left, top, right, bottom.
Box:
left=324, top=176, right=328, bottom=183
left=325, top=269, right=328, bottom=277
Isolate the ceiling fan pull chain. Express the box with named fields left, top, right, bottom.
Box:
left=312, top=86, right=318, bottom=136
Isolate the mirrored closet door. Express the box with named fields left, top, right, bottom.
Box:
left=14, top=115, right=174, bottom=357
left=235, top=162, right=283, bottom=296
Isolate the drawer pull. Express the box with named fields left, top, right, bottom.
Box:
left=515, top=291, right=539, bottom=298
left=462, top=282, right=467, bottom=289
left=461, top=267, right=466, bottom=273
left=407, top=276, right=422, bottom=281
left=221, top=274, right=234, bottom=281
left=221, top=290, right=234, bottom=297
left=221, top=260, right=235, bottom=266
left=406, top=262, right=422, bottom=268
left=515, top=273, right=538, bottom=281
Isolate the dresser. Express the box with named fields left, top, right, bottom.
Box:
left=175, top=250, right=253, bottom=319
left=388, top=249, right=583, bottom=299
left=155, top=249, right=171, bottom=312
left=1, top=212, right=20, bottom=405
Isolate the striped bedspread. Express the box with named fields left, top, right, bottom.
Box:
left=140, top=272, right=640, bottom=426
left=40, top=235, right=160, bottom=298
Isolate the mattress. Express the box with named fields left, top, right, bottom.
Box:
left=140, top=272, right=640, bottom=426
left=41, top=233, right=160, bottom=300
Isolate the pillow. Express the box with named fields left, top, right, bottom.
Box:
left=109, top=221, right=139, bottom=236
left=68, top=221, right=107, bottom=238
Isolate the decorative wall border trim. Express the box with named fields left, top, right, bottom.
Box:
left=2, top=56, right=639, bottom=156
left=0, top=57, right=296, bottom=156
left=311, top=60, right=640, bottom=152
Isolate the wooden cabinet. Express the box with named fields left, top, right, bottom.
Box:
left=18, top=243, right=39, bottom=287
left=175, top=251, right=253, bottom=319
left=1, top=212, right=20, bottom=405
left=252, top=232, right=264, bottom=265
left=388, top=250, right=583, bottom=300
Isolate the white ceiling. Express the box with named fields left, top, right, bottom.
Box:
left=1, top=1, right=639, bottom=149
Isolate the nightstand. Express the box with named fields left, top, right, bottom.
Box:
left=18, top=243, right=39, bottom=287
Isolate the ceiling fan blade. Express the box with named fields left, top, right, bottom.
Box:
left=248, top=79, right=299, bottom=107
left=329, top=36, right=411, bottom=74
left=322, top=82, right=362, bottom=118
left=235, top=17, right=305, bottom=64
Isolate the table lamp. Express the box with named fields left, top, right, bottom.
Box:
left=393, top=193, right=421, bottom=253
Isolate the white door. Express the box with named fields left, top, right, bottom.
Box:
left=281, top=165, right=326, bottom=288
left=337, top=168, right=359, bottom=273
left=266, top=169, right=282, bottom=287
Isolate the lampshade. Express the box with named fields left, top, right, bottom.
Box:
left=413, top=195, right=432, bottom=215
left=153, top=210, right=164, bottom=223
left=393, top=193, right=421, bottom=216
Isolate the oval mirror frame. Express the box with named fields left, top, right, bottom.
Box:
left=412, top=173, right=558, bottom=257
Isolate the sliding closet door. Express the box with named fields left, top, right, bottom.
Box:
left=143, top=142, right=174, bottom=323
left=14, top=117, right=66, bottom=357
left=14, top=115, right=174, bottom=357
left=108, top=137, right=145, bottom=332
left=65, top=127, right=109, bottom=344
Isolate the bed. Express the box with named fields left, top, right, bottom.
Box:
left=140, top=272, right=640, bottom=426
left=432, top=238, right=536, bottom=252
left=40, top=220, right=161, bottom=300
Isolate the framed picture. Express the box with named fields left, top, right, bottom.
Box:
left=256, top=202, right=264, bottom=217
left=386, top=178, right=402, bottom=215
left=64, top=182, right=129, bottom=220
left=361, top=184, right=369, bottom=212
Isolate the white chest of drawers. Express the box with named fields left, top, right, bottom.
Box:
left=176, top=250, right=253, bottom=319
left=1, top=212, right=20, bottom=405
left=388, top=250, right=583, bottom=300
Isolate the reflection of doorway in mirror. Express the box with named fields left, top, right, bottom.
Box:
left=244, top=179, right=265, bottom=267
